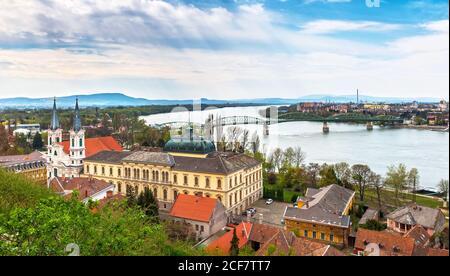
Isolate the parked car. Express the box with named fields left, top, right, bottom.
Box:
left=265, top=199, right=274, bottom=205
left=247, top=208, right=256, bottom=214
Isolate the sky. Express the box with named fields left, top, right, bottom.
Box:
left=0, top=0, right=448, bottom=100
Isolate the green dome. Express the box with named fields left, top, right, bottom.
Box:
left=164, top=138, right=216, bottom=155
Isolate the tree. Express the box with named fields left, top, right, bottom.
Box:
left=318, top=164, right=338, bottom=187
left=351, top=164, right=372, bottom=202
left=250, top=132, right=260, bottom=156
left=307, top=163, right=320, bottom=187
left=32, top=132, right=44, bottom=150
left=360, top=219, right=387, bottom=231
left=385, top=164, right=409, bottom=206
left=282, top=147, right=295, bottom=168
left=369, top=172, right=383, bottom=211
left=229, top=228, right=240, bottom=256
left=293, top=147, right=306, bottom=168
left=334, top=162, right=351, bottom=188
left=0, top=124, right=9, bottom=154
left=438, top=179, right=449, bottom=203
left=408, top=168, right=420, bottom=203
left=270, top=148, right=283, bottom=172
left=137, top=187, right=160, bottom=223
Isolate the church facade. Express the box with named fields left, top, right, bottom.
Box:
left=46, top=98, right=122, bottom=180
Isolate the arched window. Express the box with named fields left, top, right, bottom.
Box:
left=206, top=178, right=210, bottom=188
left=217, top=179, right=222, bottom=189
left=217, top=195, right=222, bottom=202
left=174, top=190, right=178, bottom=200
left=184, top=175, right=188, bottom=185
left=174, top=174, right=178, bottom=184
left=163, top=189, right=168, bottom=201
left=118, top=182, right=122, bottom=193
left=153, top=188, right=158, bottom=198
left=194, top=177, right=199, bottom=187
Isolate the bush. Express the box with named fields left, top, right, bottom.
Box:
left=360, top=220, right=387, bottom=231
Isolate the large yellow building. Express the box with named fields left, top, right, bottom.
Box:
left=82, top=137, right=263, bottom=215
left=0, top=151, right=47, bottom=185
left=283, top=184, right=355, bottom=247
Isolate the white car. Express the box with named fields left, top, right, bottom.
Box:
left=265, top=199, right=274, bottom=205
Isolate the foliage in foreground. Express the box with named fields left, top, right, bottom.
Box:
left=0, top=170, right=203, bottom=256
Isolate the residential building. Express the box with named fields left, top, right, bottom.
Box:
left=358, top=208, right=379, bottom=226
left=82, top=139, right=263, bottom=214
left=169, top=194, right=227, bottom=241
left=0, top=151, right=47, bottom=184
left=49, top=176, right=115, bottom=204
left=207, top=222, right=252, bottom=255
left=207, top=222, right=344, bottom=256
left=283, top=184, right=355, bottom=246
left=46, top=98, right=122, bottom=179
left=386, top=204, right=446, bottom=236
left=354, top=226, right=449, bottom=256
left=355, top=228, right=416, bottom=256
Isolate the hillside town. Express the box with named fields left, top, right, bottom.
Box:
left=1, top=98, right=448, bottom=256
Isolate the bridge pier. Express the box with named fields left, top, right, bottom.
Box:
left=367, top=121, right=374, bottom=131
left=323, top=122, right=330, bottom=134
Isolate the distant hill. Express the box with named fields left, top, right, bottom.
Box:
left=0, top=93, right=442, bottom=109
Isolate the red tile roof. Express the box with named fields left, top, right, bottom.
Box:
left=207, top=222, right=252, bottom=255
left=426, top=248, right=449, bottom=256
left=59, top=136, right=122, bottom=158
left=169, top=194, right=218, bottom=223
left=355, top=229, right=416, bottom=256
left=49, top=177, right=114, bottom=201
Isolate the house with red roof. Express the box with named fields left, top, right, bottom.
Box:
left=49, top=176, right=115, bottom=204
left=169, top=194, right=227, bottom=241
left=46, top=98, right=123, bottom=180
left=207, top=222, right=252, bottom=255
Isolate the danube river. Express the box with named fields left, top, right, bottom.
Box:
left=141, top=106, right=449, bottom=190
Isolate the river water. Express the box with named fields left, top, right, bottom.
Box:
left=141, top=106, right=449, bottom=190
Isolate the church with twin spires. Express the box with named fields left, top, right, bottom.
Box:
left=46, top=98, right=123, bottom=180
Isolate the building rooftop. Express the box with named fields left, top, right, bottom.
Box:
left=0, top=151, right=45, bottom=168
left=386, top=204, right=445, bottom=230
left=59, top=136, right=123, bottom=158
left=169, top=194, right=221, bottom=223
left=49, top=177, right=114, bottom=201
left=164, top=137, right=216, bottom=155
left=207, top=222, right=252, bottom=255
left=284, top=184, right=355, bottom=228
left=86, top=150, right=261, bottom=175
left=355, top=228, right=416, bottom=256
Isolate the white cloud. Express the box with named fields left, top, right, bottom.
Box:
left=300, top=20, right=402, bottom=34
left=0, top=1, right=448, bottom=100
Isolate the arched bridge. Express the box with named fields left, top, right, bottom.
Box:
left=155, top=116, right=270, bottom=128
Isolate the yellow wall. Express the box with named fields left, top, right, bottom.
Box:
left=83, top=157, right=263, bottom=214
left=285, top=220, right=348, bottom=246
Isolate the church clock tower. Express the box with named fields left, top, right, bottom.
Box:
left=47, top=97, right=62, bottom=178
left=69, top=98, right=86, bottom=169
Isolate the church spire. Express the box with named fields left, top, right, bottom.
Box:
left=50, top=97, right=60, bottom=130
left=73, top=97, right=82, bottom=132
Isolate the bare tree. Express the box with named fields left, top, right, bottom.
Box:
left=250, top=132, right=260, bottom=155
left=240, top=129, right=250, bottom=153
left=369, top=172, right=384, bottom=211
left=271, top=148, right=283, bottom=172
left=438, top=179, right=449, bottom=203
left=293, top=147, right=306, bottom=168
left=226, top=126, right=244, bottom=152
left=307, top=163, right=320, bottom=188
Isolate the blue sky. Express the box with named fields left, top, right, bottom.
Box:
left=0, top=0, right=448, bottom=100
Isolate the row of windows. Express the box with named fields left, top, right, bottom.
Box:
left=303, top=230, right=335, bottom=242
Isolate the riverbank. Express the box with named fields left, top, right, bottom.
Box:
left=392, top=124, right=449, bottom=132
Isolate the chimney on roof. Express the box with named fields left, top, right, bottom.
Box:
left=106, top=190, right=113, bottom=199
left=242, top=229, right=246, bottom=238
